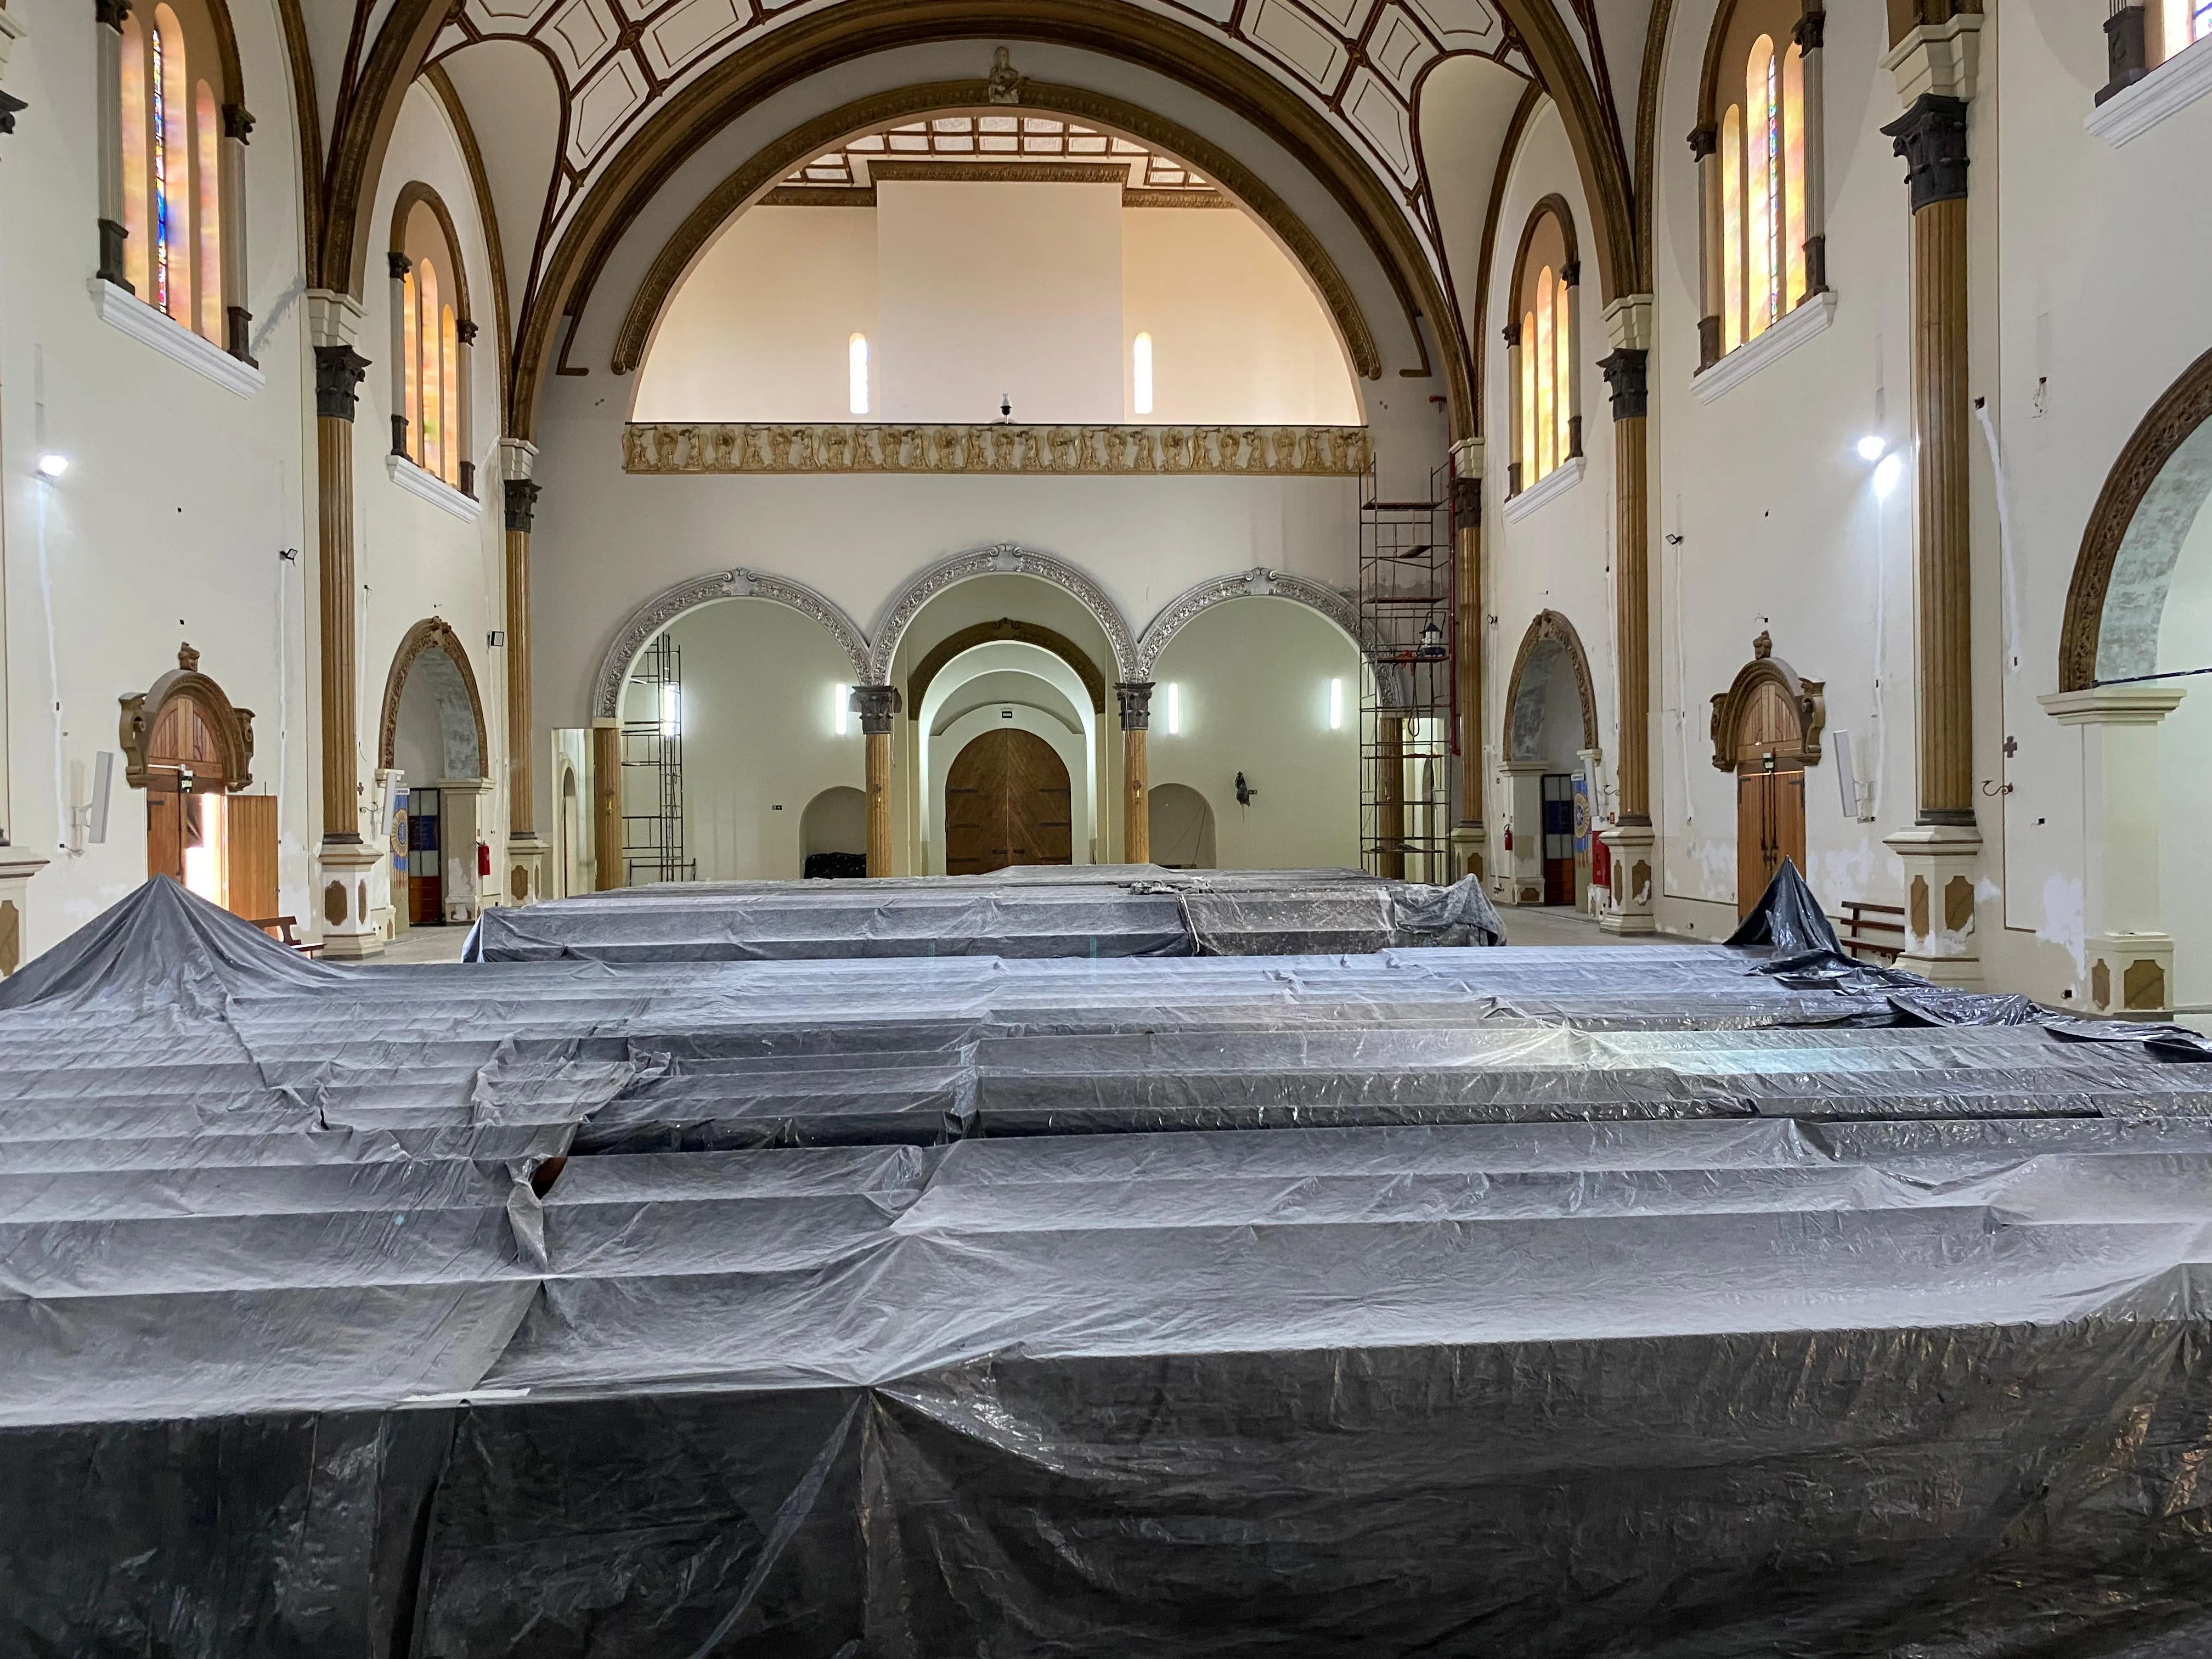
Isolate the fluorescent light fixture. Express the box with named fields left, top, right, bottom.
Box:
left=1133, top=332, right=1154, bottom=417
left=834, top=683, right=850, bottom=736
left=1329, top=677, right=1344, bottom=730
left=1165, top=681, right=1181, bottom=736
left=36, top=454, right=68, bottom=479
left=848, top=334, right=869, bottom=416
left=1856, top=435, right=1886, bottom=462
left=1873, top=452, right=1904, bottom=499
left=659, top=683, right=680, bottom=738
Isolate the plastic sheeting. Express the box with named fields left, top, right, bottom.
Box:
left=10, top=879, right=2212, bottom=1656
left=463, top=865, right=1506, bottom=962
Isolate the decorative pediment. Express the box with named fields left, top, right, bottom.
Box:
left=119, top=642, right=256, bottom=790
left=1709, top=633, right=1824, bottom=770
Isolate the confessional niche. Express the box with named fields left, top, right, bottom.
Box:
left=120, top=644, right=276, bottom=919
left=944, top=728, right=1074, bottom=876
left=1710, top=633, right=1825, bottom=919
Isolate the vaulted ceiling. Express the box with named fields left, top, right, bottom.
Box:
left=285, top=0, right=1660, bottom=430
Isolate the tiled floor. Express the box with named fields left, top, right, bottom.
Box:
left=1494, top=905, right=1691, bottom=948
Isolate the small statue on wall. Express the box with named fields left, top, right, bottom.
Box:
left=986, top=46, right=1023, bottom=105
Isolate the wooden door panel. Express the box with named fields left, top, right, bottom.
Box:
left=148, top=785, right=185, bottom=884
left=1773, top=769, right=1807, bottom=884
left=944, top=729, right=1075, bottom=874
left=1735, top=771, right=1766, bottom=919
left=228, top=795, right=279, bottom=921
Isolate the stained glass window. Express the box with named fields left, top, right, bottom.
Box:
left=1711, top=11, right=1813, bottom=364
left=115, top=0, right=225, bottom=342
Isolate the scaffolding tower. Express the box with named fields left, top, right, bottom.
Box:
left=620, top=632, right=696, bottom=885
left=1358, top=463, right=1455, bottom=884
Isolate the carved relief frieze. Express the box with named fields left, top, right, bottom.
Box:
left=621, top=423, right=1372, bottom=478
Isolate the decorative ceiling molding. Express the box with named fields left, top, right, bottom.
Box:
left=868, top=544, right=1139, bottom=685
left=591, top=569, right=872, bottom=721
left=601, top=80, right=1387, bottom=391
left=620, top=424, right=1373, bottom=478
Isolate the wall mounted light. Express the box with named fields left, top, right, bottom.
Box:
left=1328, top=678, right=1344, bottom=731
left=659, top=684, right=680, bottom=739
left=1165, top=682, right=1181, bottom=736
left=834, top=683, right=850, bottom=736
left=36, top=454, right=68, bottom=479
left=1133, top=332, right=1154, bottom=417
left=1856, top=435, right=1886, bottom=462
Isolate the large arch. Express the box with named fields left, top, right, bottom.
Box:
left=1138, top=567, right=1407, bottom=709
left=379, top=617, right=490, bottom=778
left=908, top=620, right=1107, bottom=718
left=591, top=568, right=871, bottom=723
left=2058, top=345, right=2212, bottom=692
left=868, top=545, right=1137, bottom=686
left=1502, top=608, right=1598, bottom=760
left=611, top=81, right=1383, bottom=390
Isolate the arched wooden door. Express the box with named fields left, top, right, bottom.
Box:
left=145, top=693, right=232, bottom=890
left=944, top=729, right=1073, bottom=875
left=1711, top=635, right=1824, bottom=918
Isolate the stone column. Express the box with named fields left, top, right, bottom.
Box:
left=1115, top=681, right=1153, bottom=865
left=1689, top=123, right=1720, bottom=370
left=91, top=0, right=127, bottom=283
left=501, top=443, right=546, bottom=905
left=1449, top=437, right=1486, bottom=883
left=854, top=685, right=901, bottom=876
left=1795, top=5, right=1829, bottom=297
left=219, top=104, right=253, bottom=361
left=1496, top=759, right=1546, bottom=906
left=308, top=292, right=381, bottom=957
left=1881, top=10, right=1983, bottom=984
left=1502, top=325, right=1524, bottom=499
left=386, top=253, right=411, bottom=460
left=2041, top=687, right=2184, bottom=1015
left=1599, top=294, right=1656, bottom=935
left=590, top=721, right=622, bottom=890
left=1374, top=712, right=1406, bottom=880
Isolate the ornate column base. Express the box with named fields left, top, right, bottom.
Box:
left=0, top=850, right=52, bottom=977
left=1598, top=821, right=1657, bottom=934
left=317, top=840, right=386, bottom=960
left=505, top=832, right=549, bottom=909
left=1449, top=821, right=1486, bottom=884
left=1884, top=823, right=1982, bottom=986
left=2082, top=932, right=2176, bottom=1018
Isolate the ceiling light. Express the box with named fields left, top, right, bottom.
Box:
left=36, top=454, right=68, bottom=479
left=1856, top=435, right=1886, bottom=462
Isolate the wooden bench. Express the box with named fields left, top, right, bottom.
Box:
left=250, top=916, right=324, bottom=956
left=1838, top=900, right=1904, bottom=963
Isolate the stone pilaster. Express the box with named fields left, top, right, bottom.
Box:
left=501, top=441, right=546, bottom=905
left=1598, top=296, right=1657, bottom=935
left=91, top=0, right=127, bottom=285
left=2041, top=686, right=2185, bottom=1015
left=1449, top=435, right=1486, bottom=882
left=1115, top=681, right=1153, bottom=865
left=219, top=104, right=253, bottom=362
left=854, top=685, right=901, bottom=876
left=308, top=292, right=381, bottom=957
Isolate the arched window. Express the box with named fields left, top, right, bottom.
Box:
left=387, top=188, right=476, bottom=496
left=1505, top=201, right=1578, bottom=498
left=1696, top=2, right=1825, bottom=369
left=112, top=0, right=234, bottom=347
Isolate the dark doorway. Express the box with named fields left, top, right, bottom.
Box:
left=944, top=729, right=1074, bottom=875
left=1541, top=772, right=1576, bottom=906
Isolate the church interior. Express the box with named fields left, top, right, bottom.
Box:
left=7, top=0, right=2212, bottom=1651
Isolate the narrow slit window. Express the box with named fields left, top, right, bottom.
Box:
left=1133, top=331, right=1154, bottom=417
left=848, top=332, right=869, bottom=416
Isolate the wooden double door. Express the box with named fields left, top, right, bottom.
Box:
left=944, top=729, right=1073, bottom=876
left=1736, top=766, right=1805, bottom=918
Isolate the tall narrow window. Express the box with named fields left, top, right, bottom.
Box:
left=1553, top=278, right=1572, bottom=465
left=195, top=81, right=222, bottom=340
left=1519, top=311, right=1536, bottom=481
left=1719, top=104, right=1743, bottom=353
left=1132, top=331, right=1154, bottom=417
left=419, top=259, right=443, bottom=479
left=390, top=189, right=475, bottom=492
left=400, top=266, right=420, bottom=450
left=1703, top=3, right=1821, bottom=366
left=1509, top=203, right=1577, bottom=493
left=1781, top=43, right=1806, bottom=314
left=1745, top=36, right=1775, bottom=342
left=848, top=332, right=870, bottom=415
left=120, top=15, right=150, bottom=297
left=439, top=304, right=460, bottom=486
left=1534, top=267, right=1556, bottom=477
left=150, top=11, right=176, bottom=316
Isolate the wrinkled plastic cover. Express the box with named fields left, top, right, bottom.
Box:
left=464, top=865, right=1505, bottom=961
left=8, top=879, right=2212, bottom=1656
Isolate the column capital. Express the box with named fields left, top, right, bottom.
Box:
left=220, top=102, right=253, bottom=142
left=1598, top=349, right=1649, bottom=421
left=2039, top=686, right=2186, bottom=726
left=89, top=0, right=128, bottom=29
left=1114, top=681, right=1155, bottom=731
left=1882, top=94, right=1970, bottom=211
left=1602, top=294, right=1654, bottom=353
left=1449, top=436, right=1484, bottom=477
left=1792, top=3, right=1825, bottom=54
left=853, top=684, right=901, bottom=735
left=386, top=250, right=411, bottom=280
left=306, top=289, right=366, bottom=348
left=313, top=343, right=369, bottom=421
left=503, top=477, right=541, bottom=533
left=1685, top=123, right=1717, bottom=161
left=1882, top=9, right=1982, bottom=106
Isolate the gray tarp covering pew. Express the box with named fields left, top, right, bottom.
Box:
left=8, top=875, right=2212, bottom=1656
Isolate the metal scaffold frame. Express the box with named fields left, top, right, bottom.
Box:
left=620, top=633, right=696, bottom=885
left=1358, top=462, right=1455, bottom=884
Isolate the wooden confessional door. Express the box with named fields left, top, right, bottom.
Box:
left=1735, top=768, right=1806, bottom=918
left=944, top=729, right=1074, bottom=876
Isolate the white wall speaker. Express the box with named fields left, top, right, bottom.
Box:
left=88, top=752, right=115, bottom=844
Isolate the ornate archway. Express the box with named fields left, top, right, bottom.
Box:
left=1710, top=631, right=1825, bottom=918
left=1500, top=609, right=1598, bottom=761
left=591, top=568, right=871, bottom=723
left=1137, top=567, right=1406, bottom=708
left=379, top=617, right=490, bottom=778
left=868, top=545, right=1136, bottom=686
left=2058, top=344, right=2212, bottom=691
left=908, top=619, right=1107, bottom=716
left=120, top=642, right=256, bottom=791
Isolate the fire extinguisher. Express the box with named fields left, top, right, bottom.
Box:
left=477, top=841, right=492, bottom=878
left=1502, top=825, right=1514, bottom=853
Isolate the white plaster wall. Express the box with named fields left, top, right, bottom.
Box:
left=658, top=597, right=867, bottom=881
left=354, top=86, right=510, bottom=905
left=0, top=0, right=316, bottom=953
left=1147, top=597, right=1358, bottom=870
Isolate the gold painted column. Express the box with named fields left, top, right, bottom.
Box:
left=591, top=720, right=622, bottom=890
left=854, top=685, right=901, bottom=876
left=308, top=292, right=381, bottom=956
left=1374, top=712, right=1406, bottom=880
left=1598, top=295, right=1656, bottom=934
left=1448, top=439, right=1486, bottom=883
left=501, top=445, right=548, bottom=905
left=1116, top=681, right=1153, bottom=865
left=1881, top=10, right=1984, bottom=985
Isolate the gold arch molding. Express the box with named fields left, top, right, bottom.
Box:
left=610, top=81, right=1383, bottom=389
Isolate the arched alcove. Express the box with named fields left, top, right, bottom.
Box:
left=1149, top=782, right=1217, bottom=869
left=380, top=618, right=488, bottom=781
left=800, top=786, right=868, bottom=877
left=1501, top=610, right=1598, bottom=762
left=1498, top=611, right=1599, bottom=909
